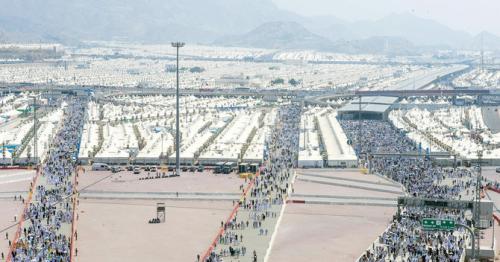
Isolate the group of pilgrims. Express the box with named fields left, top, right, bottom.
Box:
left=10, top=99, right=86, bottom=262
left=204, top=104, right=300, bottom=262
left=4, top=100, right=486, bottom=262
left=340, top=120, right=477, bottom=262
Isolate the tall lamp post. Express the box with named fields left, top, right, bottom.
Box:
left=171, top=42, right=184, bottom=175
left=31, top=96, right=38, bottom=169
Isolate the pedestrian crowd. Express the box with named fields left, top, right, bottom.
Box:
left=204, top=104, right=300, bottom=262
left=340, top=120, right=416, bottom=153
left=340, top=120, right=474, bottom=262
left=10, top=99, right=86, bottom=262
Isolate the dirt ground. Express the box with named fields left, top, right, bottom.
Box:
left=0, top=169, right=33, bottom=259
left=74, top=199, right=234, bottom=262
left=268, top=204, right=395, bottom=262
left=78, top=168, right=243, bottom=194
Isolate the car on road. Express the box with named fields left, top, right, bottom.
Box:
left=133, top=167, right=141, bottom=174
left=496, top=167, right=500, bottom=173
left=92, top=163, right=110, bottom=171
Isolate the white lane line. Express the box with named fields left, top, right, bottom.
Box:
left=0, top=177, right=33, bottom=185
left=0, top=172, right=34, bottom=179
left=264, top=171, right=297, bottom=262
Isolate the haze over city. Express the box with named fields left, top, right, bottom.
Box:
left=274, top=0, right=500, bottom=35
left=0, top=1, right=499, bottom=262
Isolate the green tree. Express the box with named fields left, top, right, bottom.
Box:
left=271, top=78, right=285, bottom=85
left=288, top=78, right=301, bottom=87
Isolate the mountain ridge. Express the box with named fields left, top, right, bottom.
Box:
left=0, top=0, right=498, bottom=52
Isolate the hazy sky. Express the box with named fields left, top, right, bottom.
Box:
left=273, top=0, right=500, bottom=36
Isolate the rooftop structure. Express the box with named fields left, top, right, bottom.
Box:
left=338, top=96, right=398, bottom=120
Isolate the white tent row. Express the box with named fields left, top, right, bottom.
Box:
left=318, top=111, right=357, bottom=167
left=78, top=96, right=270, bottom=165
left=93, top=123, right=138, bottom=164
left=389, top=110, right=444, bottom=153
left=242, top=109, right=277, bottom=164
left=199, top=110, right=262, bottom=165
left=298, top=108, right=324, bottom=168
left=18, top=111, right=62, bottom=161
left=389, top=106, right=500, bottom=159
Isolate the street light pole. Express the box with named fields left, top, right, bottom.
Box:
left=32, top=96, right=38, bottom=169
left=474, top=149, right=483, bottom=260
left=358, top=95, right=362, bottom=157
left=171, top=42, right=185, bottom=175
left=161, top=133, right=164, bottom=166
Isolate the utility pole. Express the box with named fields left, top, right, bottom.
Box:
left=474, top=149, right=483, bottom=260
left=160, top=133, right=164, bottom=166
left=303, top=114, right=306, bottom=150
left=171, top=42, right=184, bottom=175
left=480, top=33, right=484, bottom=72
left=358, top=95, right=362, bottom=157
left=33, top=96, right=38, bottom=168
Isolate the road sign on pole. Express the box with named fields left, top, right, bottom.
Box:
left=422, top=218, right=455, bottom=231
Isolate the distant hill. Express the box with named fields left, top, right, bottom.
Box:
left=465, top=31, right=500, bottom=51
left=216, top=23, right=423, bottom=55
left=0, top=0, right=300, bottom=44
left=215, top=21, right=334, bottom=51
left=321, top=13, right=471, bottom=48
left=0, top=0, right=498, bottom=53
left=332, top=36, right=417, bottom=55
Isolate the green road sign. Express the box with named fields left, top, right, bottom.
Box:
left=422, top=218, right=455, bottom=231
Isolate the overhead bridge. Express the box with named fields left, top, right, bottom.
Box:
left=354, top=89, right=493, bottom=97
left=0, top=83, right=334, bottom=98
left=369, top=152, right=452, bottom=158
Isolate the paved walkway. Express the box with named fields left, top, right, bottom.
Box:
left=79, top=191, right=241, bottom=201
left=299, top=173, right=401, bottom=188
left=205, top=105, right=300, bottom=262
left=482, top=106, right=500, bottom=133
left=8, top=99, right=85, bottom=261
left=289, top=194, right=397, bottom=207
left=296, top=176, right=403, bottom=194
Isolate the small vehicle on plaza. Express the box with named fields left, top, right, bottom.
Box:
left=111, top=166, right=122, bottom=173
left=92, top=163, right=110, bottom=171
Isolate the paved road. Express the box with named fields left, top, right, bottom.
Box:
left=296, top=176, right=403, bottom=194
left=0, top=171, right=34, bottom=186
left=482, top=106, right=500, bottom=133
left=79, top=191, right=240, bottom=201
left=207, top=104, right=300, bottom=262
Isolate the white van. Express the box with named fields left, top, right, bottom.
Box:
left=92, top=163, right=110, bottom=171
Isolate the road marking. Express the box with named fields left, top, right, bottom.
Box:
left=264, top=171, right=297, bottom=262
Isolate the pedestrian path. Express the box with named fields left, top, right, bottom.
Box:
left=296, top=176, right=402, bottom=194
left=288, top=196, right=396, bottom=207
left=0, top=171, right=34, bottom=186
left=289, top=193, right=397, bottom=206
left=0, top=191, right=27, bottom=199
left=298, top=172, right=400, bottom=188
left=8, top=98, right=86, bottom=262
left=79, top=190, right=240, bottom=201
left=203, top=104, right=300, bottom=262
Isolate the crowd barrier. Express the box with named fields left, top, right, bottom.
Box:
left=200, top=168, right=262, bottom=261
left=70, top=167, right=82, bottom=262
left=7, top=167, right=41, bottom=262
